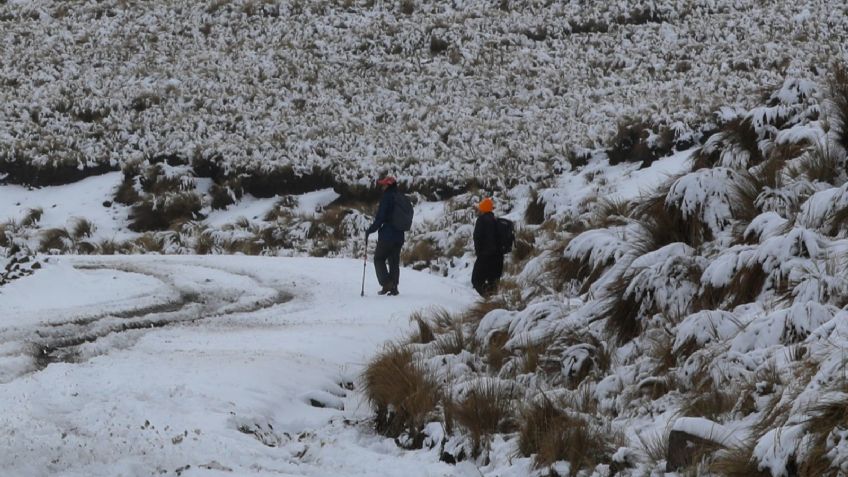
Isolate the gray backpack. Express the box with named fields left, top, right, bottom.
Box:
left=391, top=192, right=414, bottom=231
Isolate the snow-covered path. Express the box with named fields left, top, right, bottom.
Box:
left=0, top=256, right=475, bottom=477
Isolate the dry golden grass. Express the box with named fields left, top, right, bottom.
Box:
left=518, top=397, right=623, bottom=472
left=679, top=385, right=738, bottom=422
left=591, top=197, right=631, bottom=229
left=485, top=329, right=511, bottom=372
left=634, top=429, right=669, bottom=467
left=401, top=239, right=440, bottom=266
left=20, top=207, right=43, bottom=228
left=362, top=344, right=442, bottom=441
left=70, top=218, right=95, bottom=240
left=409, top=313, right=436, bottom=344
left=710, top=443, right=771, bottom=477
left=38, top=228, right=71, bottom=252
left=449, top=380, right=518, bottom=456
left=794, top=387, right=848, bottom=476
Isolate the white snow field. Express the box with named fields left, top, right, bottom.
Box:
left=0, top=255, right=476, bottom=477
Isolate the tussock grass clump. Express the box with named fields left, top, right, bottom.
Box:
left=208, top=178, right=243, bottom=210
left=829, top=64, right=848, bottom=151
left=701, top=261, right=768, bottom=310
left=363, top=345, right=442, bottom=443
left=485, top=330, right=511, bottom=372
left=0, top=222, right=12, bottom=247
left=607, top=118, right=658, bottom=167
left=600, top=270, right=645, bottom=344
left=680, top=387, right=739, bottom=423
left=70, top=218, right=95, bottom=240
left=525, top=189, right=546, bottom=225
left=794, top=389, right=848, bottom=476
left=39, top=228, right=71, bottom=252
left=20, top=207, right=43, bottom=228
left=402, top=239, right=440, bottom=269
left=509, top=226, right=537, bottom=267
left=710, top=442, right=771, bottom=477
left=632, top=185, right=692, bottom=250
left=128, top=191, right=203, bottom=232
left=794, top=143, right=844, bottom=185
left=114, top=175, right=141, bottom=204
left=449, top=380, right=518, bottom=456
left=546, top=238, right=614, bottom=294
left=518, top=398, right=623, bottom=471
left=591, top=197, right=631, bottom=229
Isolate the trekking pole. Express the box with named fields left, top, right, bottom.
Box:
left=361, top=234, right=368, bottom=297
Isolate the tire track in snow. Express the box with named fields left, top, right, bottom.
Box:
left=0, top=258, right=293, bottom=382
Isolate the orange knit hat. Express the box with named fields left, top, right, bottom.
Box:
left=478, top=197, right=494, bottom=213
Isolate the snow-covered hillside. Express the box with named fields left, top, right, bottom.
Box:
left=2, top=0, right=846, bottom=194
left=6, top=1, right=848, bottom=476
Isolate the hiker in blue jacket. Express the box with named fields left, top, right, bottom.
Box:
left=366, top=176, right=404, bottom=296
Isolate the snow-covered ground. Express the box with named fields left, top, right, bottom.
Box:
left=0, top=255, right=475, bottom=476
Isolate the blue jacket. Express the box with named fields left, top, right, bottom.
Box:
left=366, top=185, right=405, bottom=244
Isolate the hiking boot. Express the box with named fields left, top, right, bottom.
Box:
left=387, top=287, right=399, bottom=296
left=377, top=286, right=390, bottom=295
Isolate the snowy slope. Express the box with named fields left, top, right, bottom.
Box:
left=0, top=255, right=475, bottom=476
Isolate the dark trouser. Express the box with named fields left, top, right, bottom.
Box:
left=374, top=240, right=402, bottom=289
left=472, top=254, right=504, bottom=297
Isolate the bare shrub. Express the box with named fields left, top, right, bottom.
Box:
left=362, top=345, right=442, bottom=443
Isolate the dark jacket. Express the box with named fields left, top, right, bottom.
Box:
left=473, top=212, right=499, bottom=256
left=366, top=185, right=405, bottom=244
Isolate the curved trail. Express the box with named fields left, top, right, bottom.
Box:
left=0, top=257, right=292, bottom=380
left=0, top=255, right=475, bottom=477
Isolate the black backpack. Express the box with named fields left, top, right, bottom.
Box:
left=495, top=217, right=515, bottom=254
left=391, top=192, right=414, bottom=231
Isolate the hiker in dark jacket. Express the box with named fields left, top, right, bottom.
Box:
left=366, top=176, right=404, bottom=296
left=472, top=197, right=504, bottom=297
